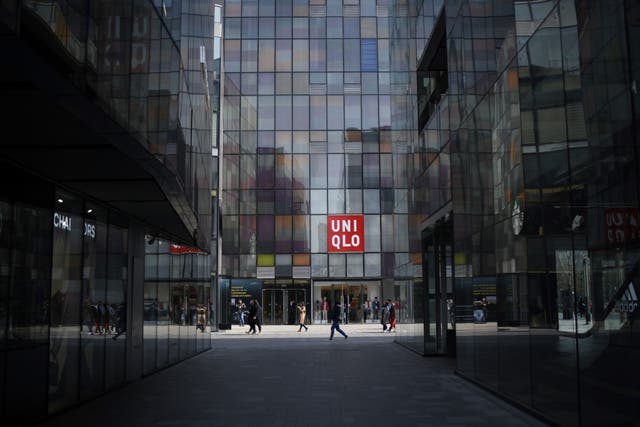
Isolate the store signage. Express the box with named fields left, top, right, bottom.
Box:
left=53, top=212, right=72, bottom=231
left=84, top=223, right=96, bottom=239
left=605, top=208, right=639, bottom=244
left=169, top=243, right=207, bottom=254
left=618, top=282, right=638, bottom=313
left=327, top=215, right=364, bottom=253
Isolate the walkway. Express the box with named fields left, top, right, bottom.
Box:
left=39, top=325, right=549, bottom=427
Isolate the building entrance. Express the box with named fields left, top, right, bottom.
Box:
left=312, top=281, right=381, bottom=324
left=422, top=216, right=455, bottom=356
left=262, top=289, right=306, bottom=325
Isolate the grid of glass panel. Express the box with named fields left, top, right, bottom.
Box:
left=222, top=0, right=409, bottom=281
left=143, top=239, right=212, bottom=375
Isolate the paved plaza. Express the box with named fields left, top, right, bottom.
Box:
left=39, top=325, right=550, bottom=427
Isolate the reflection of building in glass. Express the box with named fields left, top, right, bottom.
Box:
left=391, top=0, right=640, bottom=425
left=0, top=0, right=218, bottom=423
left=220, top=0, right=407, bottom=325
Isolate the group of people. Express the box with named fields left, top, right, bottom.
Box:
left=83, top=300, right=127, bottom=340
left=380, top=299, right=396, bottom=333
left=236, top=299, right=263, bottom=334
left=233, top=296, right=400, bottom=337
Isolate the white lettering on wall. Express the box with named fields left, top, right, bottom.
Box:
left=84, top=223, right=96, bottom=239
left=53, top=212, right=72, bottom=231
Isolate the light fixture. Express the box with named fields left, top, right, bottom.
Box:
left=87, top=209, right=93, bottom=214
left=57, top=198, right=63, bottom=203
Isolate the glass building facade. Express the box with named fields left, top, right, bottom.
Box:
left=389, top=0, right=640, bottom=425
left=0, top=0, right=217, bottom=423
left=221, top=0, right=413, bottom=325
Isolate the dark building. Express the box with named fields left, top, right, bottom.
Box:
left=0, top=0, right=219, bottom=423
left=390, top=0, right=640, bottom=425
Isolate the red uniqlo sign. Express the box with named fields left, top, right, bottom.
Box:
left=327, top=215, right=364, bottom=253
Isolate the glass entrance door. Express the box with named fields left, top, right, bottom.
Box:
left=262, top=289, right=284, bottom=325
left=262, top=289, right=307, bottom=325
left=422, top=216, right=454, bottom=355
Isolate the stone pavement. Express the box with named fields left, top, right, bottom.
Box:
left=39, top=325, right=550, bottom=427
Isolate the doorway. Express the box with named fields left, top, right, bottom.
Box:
left=313, top=281, right=381, bottom=324
left=422, top=215, right=455, bottom=355
left=262, top=288, right=306, bottom=325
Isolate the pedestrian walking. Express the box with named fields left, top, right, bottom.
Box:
left=236, top=299, right=246, bottom=327
left=196, top=304, right=207, bottom=332
left=255, top=300, right=263, bottom=333
left=297, top=302, right=308, bottom=332
left=329, top=302, right=348, bottom=340
left=372, top=296, right=380, bottom=320
left=112, top=303, right=127, bottom=340
left=388, top=299, right=396, bottom=332
left=381, top=301, right=390, bottom=332
left=247, top=299, right=258, bottom=334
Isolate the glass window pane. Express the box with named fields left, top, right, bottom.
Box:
left=258, top=73, right=275, bottom=95
left=327, top=96, right=344, bottom=130
left=328, top=154, right=344, bottom=188
left=275, top=96, right=292, bottom=130
left=276, top=73, right=292, bottom=94
left=345, top=154, right=362, bottom=188
left=292, top=154, right=309, bottom=188
left=347, top=254, right=363, bottom=277
left=310, top=189, right=327, bottom=214
left=343, top=17, right=359, bottom=38
left=259, top=17, right=275, bottom=37
left=364, top=215, right=380, bottom=251
left=365, top=253, right=381, bottom=276
left=258, top=96, right=275, bottom=130
left=310, top=154, right=327, bottom=188
left=276, top=17, right=292, bottom=37
left=276, top=40, right=292, bottom=72
left=360, top=39, right=377, bottom=71
left=363, top=153, right=379, bottom=188
left=328, top=189, right=345, bottom=214
left=310, top=39, right=326, bottom=72
left=345, top=95, right=361, bottom=129
left=310, top=96, right=326, bottom=130
left=327, top=17, right=342, bottom=38
left=275, top=216, right=292, bottom=253
left=275, top=189, right=293, bottom=214
left=364, top=189, right=380, bottom=213
left=293, top=40, right=309, bottom=72
left=49, top=191, right=83, bottom=412
left=293, top=17, right=308, bottom=38
left=311, top=216, right=327, bottom=253
left=362, top=95, right=379, bottom=130
left=258, top=39, right=275, bottom=72
left=329, top=254, right=346, bottom=277
left=292, top=215, right=309, bottom=253
left=346, top=189, right=362, bottom=213
left=311, top=254, right=328, bottom=276
left=310, top=17, right=326, bottom=38
left=344, top=39, right=360, bottom=72
left=293, top=96, right=309, bottom=130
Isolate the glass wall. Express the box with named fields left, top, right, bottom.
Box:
left=48, top=191, right=130, bottom=414
left=0, top=162, right=132, bottom=422
left=392, top=0, right=640, bottom=425
left=20, top=0, right=211, bottom=247
left=143, top=239, right=211, bottom=375
left=222, top=0, right=410, bottom=324
left=0, top=166, right=53, bottom=424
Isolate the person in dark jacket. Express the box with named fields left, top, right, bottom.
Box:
left=247, top=299, right=262, bottom=334
left=112, top=303, right=127, bottom=340
left=329, top=302, right=348, bottom=340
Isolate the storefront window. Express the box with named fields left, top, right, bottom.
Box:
left=49, top=190, right=84, bottom=413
